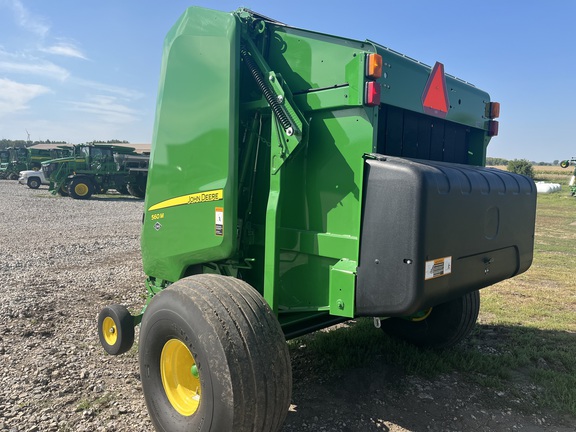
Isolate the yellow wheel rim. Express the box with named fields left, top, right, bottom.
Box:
left=161, top=339, right=201, bottom=416
left=75, top=183, right=89, bottom=196
left=102, top=316, right=118, bottom=346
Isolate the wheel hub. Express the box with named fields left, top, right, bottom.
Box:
left=160, top=339, right=201, bottom=416
left=75, top=183, right=89, bottom=196
left=102, top=317, right=118, bottom=346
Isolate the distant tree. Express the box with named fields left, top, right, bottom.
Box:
left=507, top=159, right=534, bottom=179
left=486, top=157, right=509, bottom=166
left=553, top=160, right=559, bottom=166
left=32, top=140, right=67, bottom=145
left=91, top=139, right=129, bottom=144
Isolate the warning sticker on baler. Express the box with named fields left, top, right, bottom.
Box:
left=425, top=256, right=452, bottom=280
left=215, top=207, right=224, bottom=236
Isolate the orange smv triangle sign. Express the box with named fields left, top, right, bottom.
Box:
left=422, top=62, right=449, bottom=118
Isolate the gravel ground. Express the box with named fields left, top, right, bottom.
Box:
left=1, top=180, right=575, bottom=432
left=0, top=181, right=151, bottom=431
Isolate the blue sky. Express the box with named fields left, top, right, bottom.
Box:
left=1, top=0, right=574, bottom=162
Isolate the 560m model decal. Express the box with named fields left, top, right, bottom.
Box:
left=147, top=189, right=223, bottom=212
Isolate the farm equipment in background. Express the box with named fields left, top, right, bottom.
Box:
left=560, top=158, right=576, bottom=196
left=0, top=151, right=8, bottom=178
left=0, top=149, right=9, bottom=165
left=97, top=7, right=537, bottom=431
left=41, top=144, right=149, bottom=199
left=0, top=147, right=26, bottom=180
left=0, top=146, right=71, bottom=180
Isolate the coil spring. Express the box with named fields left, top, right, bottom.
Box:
left=240, top=46, right=293, bottom=133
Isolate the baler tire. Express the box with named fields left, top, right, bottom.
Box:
left=27, top=177, right=41, bottom=189
left=97, top=304, right=135, bottom=355
left=139, top=274, right=291, bottom=432
left=8, top=173, right=18, bottom=180
left=69, top=177, right=93, bottom=200
left=380, top=290, right=480, bottom=349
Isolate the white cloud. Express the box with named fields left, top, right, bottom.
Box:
left=66, top=95, right=140, bottom=124
left=1, top=0, right=50, bottom=37
left=0, top=48, right=71, bottom=81
left=0, top=77, right=50, bottom=116
left=73, top=78, right=145, bottom=100
left=42, top=42, right=87, bottom=60
left=0, top=2, right=87, bottom=64
left=0, top=58, right=70, bottom=81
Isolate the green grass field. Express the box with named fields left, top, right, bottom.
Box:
left=289, top=183, right=576, bottom=416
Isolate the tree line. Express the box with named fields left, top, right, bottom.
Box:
left=486, top=157, right=560, bottom=167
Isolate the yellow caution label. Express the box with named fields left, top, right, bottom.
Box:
left=148, top=189, right=223, bottom=212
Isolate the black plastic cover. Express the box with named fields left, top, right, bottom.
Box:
left=356, top=156, right=536, bottom=317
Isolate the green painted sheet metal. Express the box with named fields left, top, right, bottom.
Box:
left=266, top=26, right=376, bottom=101
left=373, top=44, right=491, bottom=131
left=329, top=259, right=358, bottom=318
left=141, top=7, right=239, bottom=282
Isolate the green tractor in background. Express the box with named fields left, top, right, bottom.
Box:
left=0, top=149, right=10, bottom=179
left=0, top=147, right=28, bottom=180
left=560, top=158, right=576, bottom=196
left=41, top=143, right=149, bottom=199
left=0, top=146, right=70, bottom=180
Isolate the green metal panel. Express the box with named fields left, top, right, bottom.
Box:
left=329, top=259, right=357, bottom=318
left=373, top=44, right=491, bottom=132
left=267, top=26, right=376, bottom=98
left=141, top=7, right=239, bottom=282
left=273, top=107, right=374, bottom=313
left=232, top=17, right=378, bottom=315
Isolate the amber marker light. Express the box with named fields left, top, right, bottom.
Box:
left=485, top=101, right=500, bottom=119
left=366, top=53, right=383, bottom=79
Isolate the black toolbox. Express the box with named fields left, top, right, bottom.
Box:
left=356, top=155, right=536, bottom=316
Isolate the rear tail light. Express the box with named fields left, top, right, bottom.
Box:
left=365, top=81, right=381, bottom=106
left=487, top=120, right=499, bottom=137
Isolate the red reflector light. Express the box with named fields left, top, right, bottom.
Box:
left=422, top=62, right=449, bottom=118
left=488, top=120, right=499, bottom=137
left=366, top=53, right=383, bottom=79
left=485, top=101, right=500, bottom=119
left=365, top=81, right=381, bottom=106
